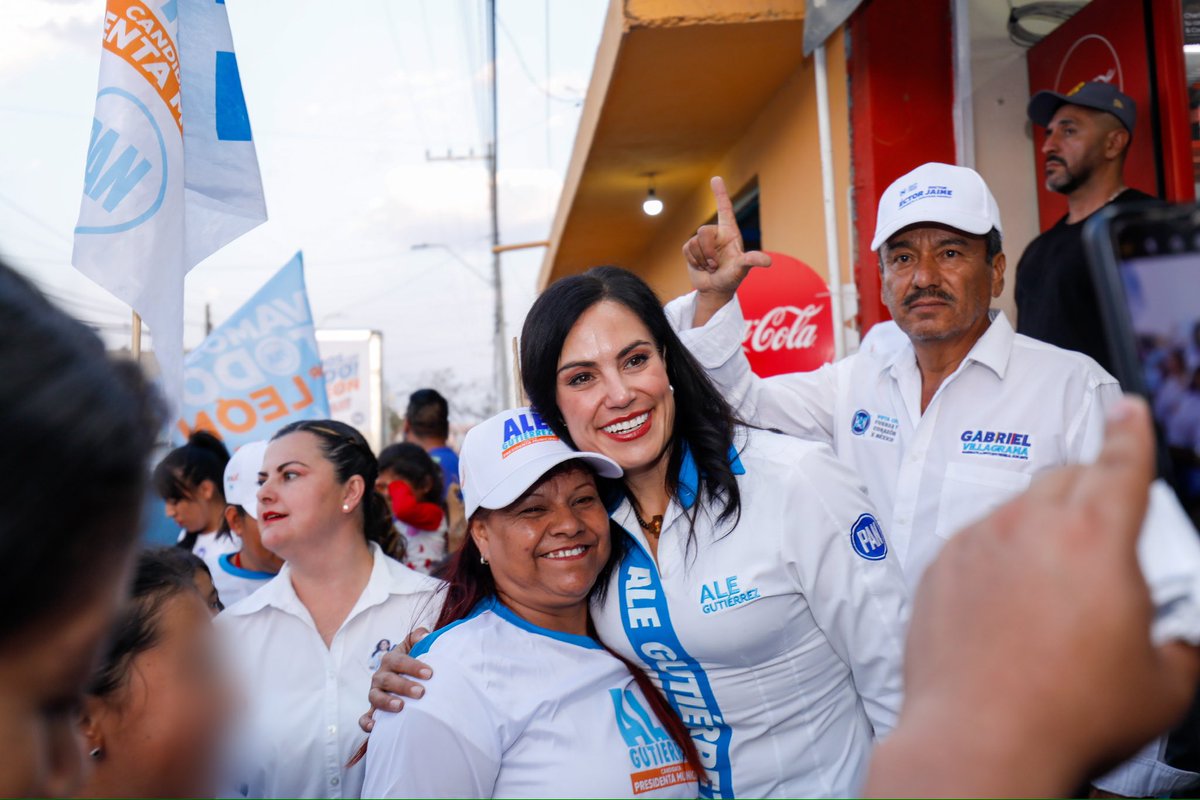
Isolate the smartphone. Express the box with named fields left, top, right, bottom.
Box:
left=1084, top=201, right=1200, bottom=528
left=1085, top=202, right=1200, bottom=776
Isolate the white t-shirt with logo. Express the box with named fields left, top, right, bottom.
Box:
left=216, top=543, right=442, bottom=799
left=591, top=426, right=908, bottom=799
left=362, top=597, right=698, bottom=799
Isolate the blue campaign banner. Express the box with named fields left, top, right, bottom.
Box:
left=175, top=252, right=329, bottom=450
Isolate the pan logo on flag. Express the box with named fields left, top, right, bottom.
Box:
left=75, top=88, right=169, bottom=235
left=256, top=337, right=302, bottom=376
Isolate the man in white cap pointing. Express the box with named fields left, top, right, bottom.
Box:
left=672, top=162, right=1060, bottom=586
left=665, top=162, right=1200, bottom=794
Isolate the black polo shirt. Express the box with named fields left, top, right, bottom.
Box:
left=1014, top=188, right=1160, bottom=374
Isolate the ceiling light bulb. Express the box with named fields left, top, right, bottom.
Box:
left=642, top=188, right=663, bottom=216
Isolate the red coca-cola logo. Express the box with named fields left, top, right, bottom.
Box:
left=735, top=252, right=834, bottom=377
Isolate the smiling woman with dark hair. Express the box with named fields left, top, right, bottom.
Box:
left=361, top=408, right=700, bottom=798
left=517, top=266, right=909, bottom=796
left=366, top=266, right=911, bottom=797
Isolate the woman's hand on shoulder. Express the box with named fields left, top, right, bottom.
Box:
left=358, top=628, right=434, bottom=733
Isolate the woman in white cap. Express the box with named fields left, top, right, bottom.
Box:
left=367, top=268, right=909, bottom=797
left=216, top=420, right=440, bottom=798
left=215, top=439, right=282, bottom=608
left=359, top=407, right=700, bottom=798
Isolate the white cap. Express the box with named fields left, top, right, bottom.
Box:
left=871, top=162, right=1002, bottom=251
left=223, top=440, right=269, bottom=520
left=460, top=407, right=622, bottom=519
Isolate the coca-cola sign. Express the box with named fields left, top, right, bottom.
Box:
left=736, top=251, right=834, bottom=377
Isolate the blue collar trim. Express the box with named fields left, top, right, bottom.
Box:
left=485, top=597, right=603, bottom=651
left=677, top=444, right=746, bottom=510
left=217, top=552, right=277, bottom=580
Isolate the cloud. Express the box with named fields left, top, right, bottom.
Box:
left=0, top=0, right=99, bottom=77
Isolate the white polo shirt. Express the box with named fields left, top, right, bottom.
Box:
left=362, top=597, right=698, bottom=799
left=667, top=293, right=1200, bottom=796
left=591, top=426, right=908, bottom=799
left=216, top=543, right=442, bottom=798
left=667, top=294, right=1200, bottom=596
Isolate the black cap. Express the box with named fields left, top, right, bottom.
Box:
left=1028, top=81, right=1136, bottom=132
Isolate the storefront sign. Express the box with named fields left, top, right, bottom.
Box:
left=1027, top=0, right=1158, bottom=230
left=735, top=251, right=835, bottom=377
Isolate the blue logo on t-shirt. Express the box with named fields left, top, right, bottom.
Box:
left=851, top=409, right=872, bottom=436
left=851, top=513, right=888, bottom=561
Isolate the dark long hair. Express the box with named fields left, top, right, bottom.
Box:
left=272, top=420, right=403, bottom=560
left=88, top=547, right=204, bottom=697
left=520, top=266, right=743, bottom=550
left=154, top=431, right=231, bottom=550
left=432, top=462, right=703, bottom=776
left=0, top=259, right=164, bottom=642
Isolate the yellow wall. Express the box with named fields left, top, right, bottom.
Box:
left=630, top=31, right=853, bottom=306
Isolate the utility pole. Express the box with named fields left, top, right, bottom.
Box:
left=487, top=0, right=508, bottom=411
left=423, top=0, right=507, bottom=412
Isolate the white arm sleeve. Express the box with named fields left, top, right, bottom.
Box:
left=783, top=442, right=909, bottom=736
left=664, top=291, right=837, bottom=443
left=360, top=669, right=501, bottom=798
left=1065, top=374, right=1200, bottom=794
left=1070, top=376, right=1200, bottom=646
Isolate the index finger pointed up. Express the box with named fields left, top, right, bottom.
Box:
left=711, top=176, right=736, bottom=228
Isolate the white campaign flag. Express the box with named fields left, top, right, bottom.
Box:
left=73, top=0, right=267, bottom=409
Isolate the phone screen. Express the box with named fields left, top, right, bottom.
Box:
left=1116, top=245, right=1200, bottom=524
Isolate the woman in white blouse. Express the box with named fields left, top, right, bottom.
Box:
left=217, top=420, right=441, bottom=798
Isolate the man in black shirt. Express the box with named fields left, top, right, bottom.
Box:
left=1015, top=81, right=1158, bottom=373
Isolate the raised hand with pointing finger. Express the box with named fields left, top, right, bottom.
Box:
left=683, top=176, right=772, bottom=327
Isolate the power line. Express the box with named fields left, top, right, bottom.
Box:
left=495, top=13, right=581, bottom=105
left=419, top=0, right=457, bottom=147
left=544, top=0, right=552, bottom=166
left=383, top=0, right=433, bottom=153
left=0, top=190, right=74, bottom=246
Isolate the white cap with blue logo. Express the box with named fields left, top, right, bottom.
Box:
left=223, top=439, right=269, bottom=520
left=870, top=162, right=1003, bottom=252
left=459, top=407, right=623, bottom=519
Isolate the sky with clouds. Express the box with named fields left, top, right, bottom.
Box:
left=0, top=0, right=606, bottom=421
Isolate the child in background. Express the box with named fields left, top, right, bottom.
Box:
left=216, top=440, right=283, bottom=607
left=376, top=443, right=447, bottom=574
left=159, top=546, right=225, bottom=615
left=154, top=432, right=240, bottom=570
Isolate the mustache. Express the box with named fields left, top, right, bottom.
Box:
left=1046, top=155, right=1067, bottom=168
left=903, top=288, right=955, bottom=308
